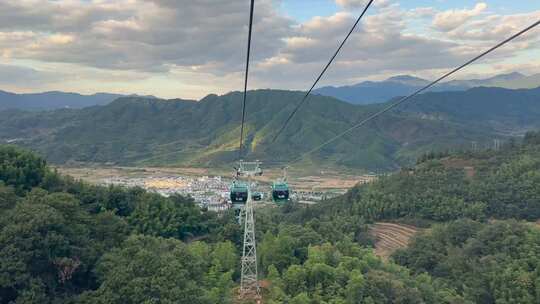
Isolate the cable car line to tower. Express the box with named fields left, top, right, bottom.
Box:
left=238, top=0, right=255, bottom=159
left=271, top=0, right=375, bottom=143
left=286, top=19, right=540, bottom=166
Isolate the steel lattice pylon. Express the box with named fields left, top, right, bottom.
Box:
left=240, top=199, right=260, bottom=297
left=237, top=161, right=261, bottom=298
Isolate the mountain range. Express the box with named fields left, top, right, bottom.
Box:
left=1, top=87, right=539, bottom=170
left=0, top=90, right=157, bottom=111
left=1, top=72, right=538, bottom=111
left=314, top=72, right=540, bottom=105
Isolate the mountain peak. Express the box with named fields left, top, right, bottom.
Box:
left=386, top=75, right=429, bottom=86
left=488, top=72, right=525, bottom=81
left=386, top=75, right=426, bottom=82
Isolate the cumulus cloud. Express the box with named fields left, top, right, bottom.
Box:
left=445, top=11, right=540, bottom=42
left=336, top=0, right=368, bottom=8
left=433, top=2, right=488, bottom=32
left=408, top=7, right=436, bottom=19
left=252, top=4, right=471, bottom=87
left=336, top=0, right=391, bottom=9
left=0, top=0, right=292, bottom=73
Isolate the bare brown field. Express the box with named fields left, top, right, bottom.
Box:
left=370, top=222, right=420, bottom=260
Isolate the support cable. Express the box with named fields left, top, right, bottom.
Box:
left=239, top=0, right=255, bottom=159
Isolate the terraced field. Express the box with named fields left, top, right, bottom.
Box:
left=370, top=222, right=420, bottom=259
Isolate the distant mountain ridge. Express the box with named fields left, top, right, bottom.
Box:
left=314, top=72, right=540, bottom=105
left=0, top=90, right=157, bottom=111
left=2, top=72, right=538, bottom=111
left=1, top=87, right=540, bottom=170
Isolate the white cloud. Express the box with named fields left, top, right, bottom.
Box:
left=254, top=5, right=459, bottom=81
left=408, top=7, right=436, bottom=19
left=335, top=0, right=391, bottom=9
left=336, top=0, right=368, bottom=8
left=433, top=2, right=488, bottom=32
left=445, top=11, right=540, bottom=42
left=0, top=0, right=292, bottom=73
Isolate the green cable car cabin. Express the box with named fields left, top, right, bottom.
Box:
left=230, top=181, right=248, bottom=205
left=251, top=192, right=263, bottom=201
left=272, top=181, right=290, bottom=204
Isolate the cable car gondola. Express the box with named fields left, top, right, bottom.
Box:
left=251, top=192, right=262, bottom=201
left=272, top=181, right=290, bottom=204
left=230, top=181, right=248, bottom=205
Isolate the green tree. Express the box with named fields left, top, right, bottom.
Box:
left=283, top=265, right=307, bottom=296
left=0, top=191, right=122, bottom=303
left=0, top=182, right=17, bottom=213
left=345, top=270, right=366, bottom=303
left=128, top=193, right=206, bottom=240
left=80, top=235, right=234, bottom=304
left=0, top=145, right=48, bottom=194
left=290, top=292, right=311, bottom=304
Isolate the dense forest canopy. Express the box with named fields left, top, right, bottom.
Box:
left=393, top=219, right=540, bottom=304
left=324, top=131, right=540, bottom=223
left=1, top=132, right=539, bottom=303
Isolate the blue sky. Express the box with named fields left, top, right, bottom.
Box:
left=281, top=0, right=536, bottom=21
left=0, top=0, right=538, bottom=98
left=280, top=0, right=340, bottom=21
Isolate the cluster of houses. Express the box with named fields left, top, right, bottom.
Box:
left=102, top=175, right=232, bottom=212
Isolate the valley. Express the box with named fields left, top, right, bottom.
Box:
left=57, top=165, right=376, bottom=207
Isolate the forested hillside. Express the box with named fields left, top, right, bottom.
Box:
left=2, top=87, right=540, bottom=170
left=397, top=87, right=540, bottom=133
left=313, top=130, right=540, bottom=223
left=1, top=132, right=539, bottom=303
left=0, top=145, right=242, bottom=303
left=252, top=131, right=540, bottom=303
left=394, top=220, right=540, bottom=304
left=0, top=146, right=464, bottom=303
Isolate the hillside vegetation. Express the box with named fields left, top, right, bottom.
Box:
left=0, top=146, right=461, bottom=303
left=1, top=131, right=540, bottom=303
left=2, top=87, right=540, bottom=170
left=252, top=131, right=540, bottom=303
left=0, top=145, right=242, bottom=303
left=394, top=219, right=540, bottom=304
left=322, top=131, right=540, bottom=223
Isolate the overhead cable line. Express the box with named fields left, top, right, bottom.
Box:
left=286, top=19, right=540, bottom=166
left=239, top=0, right=255, bottom=159
left=271, top=0, right=375, bottom=143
